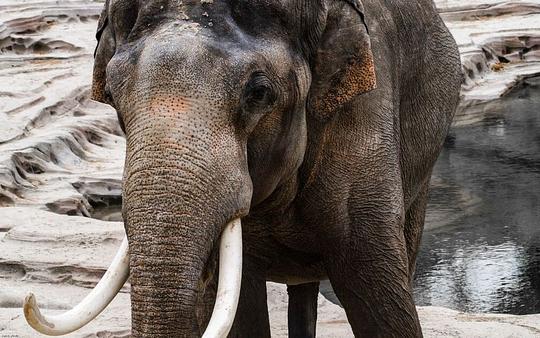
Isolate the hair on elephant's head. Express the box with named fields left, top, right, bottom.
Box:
left=23, top=0, right=376, bottom=337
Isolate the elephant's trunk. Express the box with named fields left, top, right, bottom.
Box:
left=126, top=195, right=232, bottom=336
left=124, top=107, right=252, bottom=337
left=126, top=191, right=210, bottom=335
left=127, top=210, right=242, bottom=337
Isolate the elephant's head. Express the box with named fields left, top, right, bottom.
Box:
left=23, top=0, right=375, bottom=336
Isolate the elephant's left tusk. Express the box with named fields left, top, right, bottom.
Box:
left=23, top=237, right=129, bottom=336
left=202, top=218, right=243, bottom=338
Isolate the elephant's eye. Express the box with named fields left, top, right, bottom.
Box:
left=242, top=73, right=276, bottom=113
left=249, top=86, right=270, bottom=103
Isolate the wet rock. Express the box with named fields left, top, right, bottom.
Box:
left=437, top=0, right=540, bottom=124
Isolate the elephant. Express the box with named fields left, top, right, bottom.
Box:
left=23, top=0, right=461, bottom=337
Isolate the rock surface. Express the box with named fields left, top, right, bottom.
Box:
left=440, top=0, right=540, bottom=125
left=1, top=0, right=539, bottom=337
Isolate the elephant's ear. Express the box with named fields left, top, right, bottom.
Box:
left=91, top=0, right=116, bottom=103
left=308, top=0, right=376, bottom=120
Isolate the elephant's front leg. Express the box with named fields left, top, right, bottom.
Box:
left=325, top=211, right=422, bottom=338
left=287, top=282, right=319, bottom=338
left=228, top=268, right=270, bottom=338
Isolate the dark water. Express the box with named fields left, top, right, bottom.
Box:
left=413, top=76, right=540, bottom=315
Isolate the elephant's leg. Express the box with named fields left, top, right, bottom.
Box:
left=404, top=181, right=430, bottom=280
left=228, top=272, right=270, bottom=338
left=325, top=220, right=422, bottom=338
left=287, top=282, right=319, bottom=338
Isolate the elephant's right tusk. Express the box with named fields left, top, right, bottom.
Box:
left=202, top=218, right=243, bottom=338
left=23, top=237, right=130, bottom=336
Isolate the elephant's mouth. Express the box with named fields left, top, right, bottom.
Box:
left=22, top=218, right=243, bottom=337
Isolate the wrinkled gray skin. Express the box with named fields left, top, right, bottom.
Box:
left=91, top=0, right=461, bottom=337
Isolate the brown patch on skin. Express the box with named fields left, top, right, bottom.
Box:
left=313, top=50, right=377, bottom=117
left=148, top=94, right=193, bottom=115
left=91, top=49, right=107, bottom=103
left=91, top=77, right=105, bottom=102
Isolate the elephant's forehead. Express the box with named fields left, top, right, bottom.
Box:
left=110, top=0, right=311, bottom=32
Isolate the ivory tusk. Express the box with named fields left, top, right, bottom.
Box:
left=202, top=218, right=243, bottom=338
left=23, top=237, right=130, bottom=336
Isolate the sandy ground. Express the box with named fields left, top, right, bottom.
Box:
left=1, top=0, right=539, bottom=337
